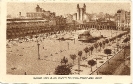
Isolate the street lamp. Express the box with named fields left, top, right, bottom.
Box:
left=37, top=41, right=40, bottom=60
left=24, top=72, right=27, bottom=75
left=67, top=42, right=69, bottom=50
left=96, top=56, right=98, bottom=68
left=116, top=43, right=119, bottom=52
left=111, top=29, right=112, bottom=38
left=78, top=57, right=80, bottom=75
left=74, top=38, right=75, bottom=44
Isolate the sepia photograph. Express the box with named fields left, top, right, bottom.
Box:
left=6, top=2, right=131, bottom=75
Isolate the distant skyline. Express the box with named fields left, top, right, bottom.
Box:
left=7, top=2, right=131, bottom=17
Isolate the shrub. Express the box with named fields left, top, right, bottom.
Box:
left=54, top=64, right=72, bottom=75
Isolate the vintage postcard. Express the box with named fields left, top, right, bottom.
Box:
left=0, top=0, right=132, bottom=83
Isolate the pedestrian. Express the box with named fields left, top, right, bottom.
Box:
left=25, top=72, right=27, bottom=75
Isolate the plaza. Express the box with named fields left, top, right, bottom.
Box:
left=6, top=29, right=129, bottom=75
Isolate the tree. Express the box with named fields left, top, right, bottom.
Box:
left=78, top=51, right=82, bottom=75
left=54, top=64, right=72, bottom=75
left=123, top=37, right=130, bottom=46
left=29, top=35, right=33, bottom=41
left=104, top=49, right=111, bottom=59
left=109, top=38, right=113, bottom=44
left=94, top=43, right=98, bottom=52
left=84, top=47, right=89, bottom=57
left=105, top=39, right=109, bottom=45
left=113, top=36, right=117, bottom=42
left=116, top=43, right=119, bottom=51
left=78, top=51, right=82, bottom=60
left=61, top=56, right=68, bottom=65
left=99, top=42, right=102, bottom=51
left=117, top=34, right=123, bottom=38
left=102, top=41, right=106, bottom=48
left=90, top=46, right=94, bottom=55
left=123, top=37, right=130, bottom=42
left=35, top=35, right=38, bottom=42
left=70, top=54, right=77, bottom=64
left=88, top=59, right=97, bottom=72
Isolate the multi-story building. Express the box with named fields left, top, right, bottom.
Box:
left=125, top=11, right=130, bottom=29
left=7, top=16, right=67, bottom=39
left=7, top=18, right=50, bottom=39
left=115, top=9, right=130, bottom=30
left=26, top=5, right=56, bottom=19
left=26, top=5, right=66, bottom=27
left=77, top=20, right=116, bottom=30
left=65, top=14, right=73, bottom=23
left=6, top=5, right=67, bottom=39
left=72, top=13, right=77, bottom=20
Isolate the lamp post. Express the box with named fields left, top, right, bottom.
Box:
left=116, top=43, right=119, bottom=52
left=116, top=31, right=118, bottom=43
left=78, top=57, right=80, bottom=75
left=67, top=42, right=69, bottom=50
left=24, top=72, right=27, bottom=75
left=74, top=38, right=75, bottom=44
left=111, top=29, right=112, bottom=38
left=37, top=42, right=40, bottom=60
left=96, top=56, right=98, bottom=68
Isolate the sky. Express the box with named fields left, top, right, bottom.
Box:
left=7, top=2, right=131, bottom=17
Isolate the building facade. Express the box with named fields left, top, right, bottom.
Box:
left=26, top=5, right=56, bottom=20
left=71, top=4, right=88, bottom=24
left=7, top=5, right=67, bottom=39
left=115, top=9, right=130, bottom=30
left=77, top=4, right=86, bottom=21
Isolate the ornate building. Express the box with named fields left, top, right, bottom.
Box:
left=77, top=4, right=86, bottom=21
left=72, top=4, right=88, bottom=23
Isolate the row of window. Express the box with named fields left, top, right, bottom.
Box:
left=27, top=13, right=43, bottom=17
left=7, top=22, right=49, bottom=29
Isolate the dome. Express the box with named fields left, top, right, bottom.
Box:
left=81, top=28, right=101, bottom=37
left=117, top=10, right=122, bottom=13
left=82, top=30, right=90, bottom=36
left=90, top=28, right=101, bottom=37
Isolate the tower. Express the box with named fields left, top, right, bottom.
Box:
left=77, top=4, right=79, bottom=8
left=36, top=5, right=40, bottom=12
left=19, top=12, right=21, bottom=17
left=77, top=4, right=86, bottom=21
left=83, top=3, right=86, bottom=20
left=77, top=4, right=80, bottom=20
left=80, top=8, right=83, bottom=21
left=83, top=3, right=86, bottom=12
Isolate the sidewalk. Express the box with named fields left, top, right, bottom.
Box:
left=71, top=35, right=127, bottom=75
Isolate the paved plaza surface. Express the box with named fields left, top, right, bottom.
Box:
left=6, top=30, right=128, bottom=75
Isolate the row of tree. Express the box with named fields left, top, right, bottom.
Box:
left=54, top=31, right=129, bottom=75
